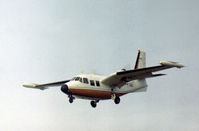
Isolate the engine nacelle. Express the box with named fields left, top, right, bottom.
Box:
left=61, top=84, right=69, bottom=94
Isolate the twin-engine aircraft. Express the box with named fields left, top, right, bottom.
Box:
left=23, top=50, right=184, bottom=108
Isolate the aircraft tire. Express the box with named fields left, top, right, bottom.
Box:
left=90, top=101, right=97, bottom=108
left=69, top=97, right=73, bottom=103
left=114, top=97, right=120, bottom=104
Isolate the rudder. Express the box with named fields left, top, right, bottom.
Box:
left=134, top=50, right=146, bottom=69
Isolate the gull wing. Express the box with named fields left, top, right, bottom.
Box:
left=23, top=80, right=70, bottom=90
left=101, top=61, right=184, bottom=87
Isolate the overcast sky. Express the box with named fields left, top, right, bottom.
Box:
left=0, top=0, right=199, bottom=131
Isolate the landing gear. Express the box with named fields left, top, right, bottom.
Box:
left=90, top=100, right=99, bottom=108
left=114, top=97, right=120, bottom=104
left=68, top=95, right=74, bottom=103
left=69, top=97, right=73, bottom=103
left=111, top=93, right=121, bottom=104
left=90, top=101, right=97, bottom=108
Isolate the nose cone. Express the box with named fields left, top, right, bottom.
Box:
left=61, top=84, right=68, bottom=94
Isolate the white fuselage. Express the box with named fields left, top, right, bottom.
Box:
left=66, top=74, right=147, bottom=100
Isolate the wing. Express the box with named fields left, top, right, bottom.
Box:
left=101, top=61, right=184, bottom=87
left=23, top=80, right=70, bottom=90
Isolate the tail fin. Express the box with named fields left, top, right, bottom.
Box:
left=134, top=50, right=146, bottom=69
left=131, top=50, right=147, bottom=92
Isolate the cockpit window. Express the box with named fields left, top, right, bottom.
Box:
left=72, top=77, right=76, bottom=80
left=83, top=78, right=88, bottom=84
left=75, top=77, right=80, bottom=81
left=72, top=77, right=83, bottom=83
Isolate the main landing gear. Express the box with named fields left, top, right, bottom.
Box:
left=90, top=95, right=121, bottom=108
left=111, top=94, right=120, bottom=104
left=114, top=96, right=120, bottom=104
left=90, top=100, right=99, bottom=108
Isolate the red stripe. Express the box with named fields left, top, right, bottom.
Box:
left=68, top=88, right=126, bottom=99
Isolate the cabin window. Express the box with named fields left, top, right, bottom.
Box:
left=83, top=78, right=88, bottom=84
left=79, top=77, right=82, bottom=83
left=96, top=81, right=100, bottom=87
left=90, top=80, right=95, bottom=86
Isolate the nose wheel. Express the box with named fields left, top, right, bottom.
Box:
left=68, top=95, right=74, bottom=103
left=69, top=97, right=73, bottom=103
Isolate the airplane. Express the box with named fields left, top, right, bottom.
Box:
left=23, top=50, right=184, bottom=108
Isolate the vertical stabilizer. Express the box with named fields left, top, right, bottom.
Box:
left=134, top=50, right=146, bottom=69
left=131, top=50, right=147, bottom=92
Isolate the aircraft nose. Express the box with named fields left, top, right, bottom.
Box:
left=61, top=84, right=68, bottom=94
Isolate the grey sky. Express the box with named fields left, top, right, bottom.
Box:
left=0, top=0, right=199, bottom=130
